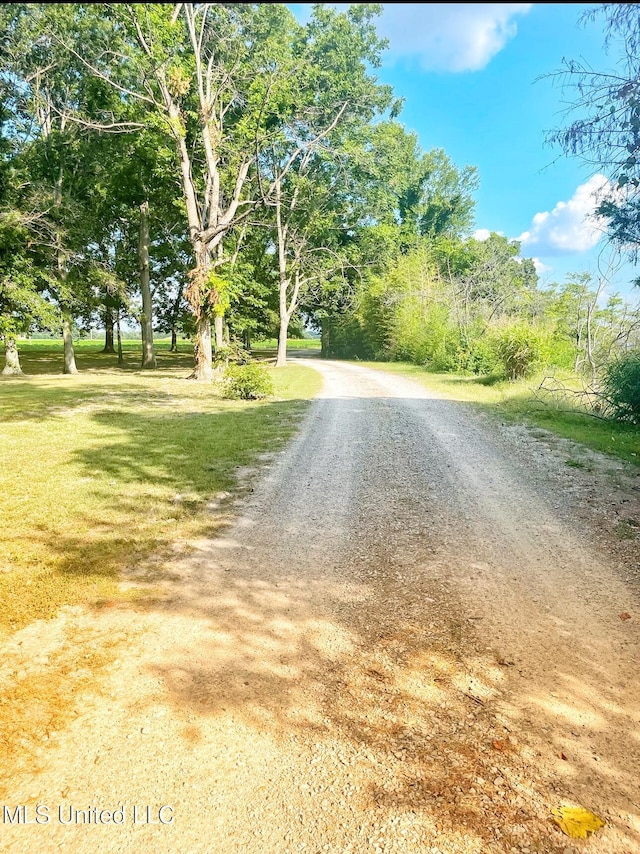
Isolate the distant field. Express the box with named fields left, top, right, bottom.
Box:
left=253, top=338, right=321, bottom=350
left=9, top=337, right=321, bottom=374
left=0, top=339, right=322, bottom=636
left=10, top=337, right=193, bottom=374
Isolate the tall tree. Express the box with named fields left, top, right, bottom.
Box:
left=0, top=213, right=58, bottom=374
left=547, top=4, right=640, bottom=261
left=1, top=3, right=137, bottom=373
left=52, top=3, right=300, bottom=379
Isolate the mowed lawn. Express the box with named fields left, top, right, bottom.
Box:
left=0, top=339, right=322, bottom=636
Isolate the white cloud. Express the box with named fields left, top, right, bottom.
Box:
left=473, top=228, right=505, bottom=242
left=473, top=228, right=492, bottom=242
left=532, top=258, right=552, bottom=274
left=378, top=4, right=532, bottom=72
left=518, top=175, right=611, bottom=256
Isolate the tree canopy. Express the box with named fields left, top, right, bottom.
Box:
left=2, top=2, right=638, bottom=382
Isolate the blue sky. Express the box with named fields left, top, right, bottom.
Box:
left=290, top=3, right=640, bottom=300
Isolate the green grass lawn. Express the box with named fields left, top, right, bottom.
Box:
left=356, top=361, right=640, bottom=466
left=0, top=339, right=322, bottom=636
left=252, top=337, right=321, bottom=351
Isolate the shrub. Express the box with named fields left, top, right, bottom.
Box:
left=453, top=337, right=499, bottom=375
left=213, top=339, right=251, bottom=367
left=492, top=324, right=544, bottom=380
left=601, top=350, right=640, bottom=422
left=221, top=363, right=274, bottom=400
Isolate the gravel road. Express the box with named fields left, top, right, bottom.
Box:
left=3, top=359, right=639, bottom=854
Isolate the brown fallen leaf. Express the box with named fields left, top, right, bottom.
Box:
left=620, top=612, right=632, bottom=621
left=492, top=740, right=504, bottom=751
left=551, top=805, right=605, bottom=838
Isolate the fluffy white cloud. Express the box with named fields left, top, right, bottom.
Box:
left=377, top=4, right=532, bottom=72
left=473, top=228, right=505, bottom=241
left=473, top=228, right=492, bottom=241
left=532, top=258, right=552, bottom=274
left=518, top=175, right=611, bottom=256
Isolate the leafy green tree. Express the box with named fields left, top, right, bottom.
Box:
left=58, top=3, right=312, bottom=379
left=418, top=149, right=478, bottom=239
left=547, top=4, right=640, bottom=260
left=250, top=4, right=393, bottom=366
left=1, top=3, right=136, bottom=373
left=0, top=213, right=58, bottom=374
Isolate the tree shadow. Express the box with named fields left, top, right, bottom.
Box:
left=0, top=397, right=309, bottom=632
left=4, top=381, right=640, bottom=851
left=6, top=341, right=195, bottom=376
left=97, top=392, right=639, bottom=851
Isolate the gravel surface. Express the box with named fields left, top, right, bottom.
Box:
left=2, top=359, right=639, bottom=854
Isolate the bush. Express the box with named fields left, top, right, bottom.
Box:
left=453, top=337, right=499, bottom=375
left=601, top=350, right=640, bottom=422
left=221, top=363, right=274, bottom=400
left=492, top=324, right=544, bottom=380
left=213, top=339, right=251, bottom=367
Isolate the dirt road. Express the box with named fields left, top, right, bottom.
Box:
left=2, top=359, right=640, bottom=853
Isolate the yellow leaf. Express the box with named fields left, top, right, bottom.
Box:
left=551, top=805, right=606, bottom=838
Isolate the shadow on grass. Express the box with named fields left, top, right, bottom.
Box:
left=0, top=379, right=202, bottom=422
left=125, top=393, right=638, bottom=850
left=13, top=349, right=195, bottom=376
left=0, top=397, right=310, bottom=631
left=437, top=372, right=506, bottom=388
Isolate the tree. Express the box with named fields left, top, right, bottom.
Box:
left=86, top=126, right=185, bottom=370
left=0, top=213, right=58, bottom=374
left=249, top=4, right=394, bottom=366
left=546, top=4, right=640, bottom=260
left=55, top=3, right=310, bottom=379
left=1, top=3, right=137, bottom=374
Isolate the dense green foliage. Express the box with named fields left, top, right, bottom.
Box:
left=222, top=363, right=275, bottom=400
left=492, top=324, right=544, bottom=380
left=0, top=2, right=638, bottom=410
left=602, top=351, right=640, bottom=422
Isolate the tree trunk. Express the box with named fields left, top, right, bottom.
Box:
left=586, top=301, right=597, bottom=384
left=62, top=315, right=78, bottom=374
left=574, top=329, right=582, bottom=373
left=2, top=336, right=23, bottom=375
left=189, top=244, right=213, bottom=381
left=54, top=167, right=79, bottom=375
left=276, top=312, right=289, bottom=368
left=214, top=313, right=224, bottom=352
left=193, top=314, right=213, bottom=381
left=139, top=200, right=157, bottom=369
left=116, top=308, right=124, bottom=368
left=102, top=307, right=115, bottom=353
left=243, top=330, right=251, bottom=351
left=321, top=318, right=330, bottom=358
left=170, top=327, right=178, bottom=352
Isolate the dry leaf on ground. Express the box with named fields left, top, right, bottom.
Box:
left=551, top=805, right=606, bottom=838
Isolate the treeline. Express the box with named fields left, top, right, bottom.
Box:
left=1, top=3, right=639, bottom=401
left=325, top=234, right=640, bottom=382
